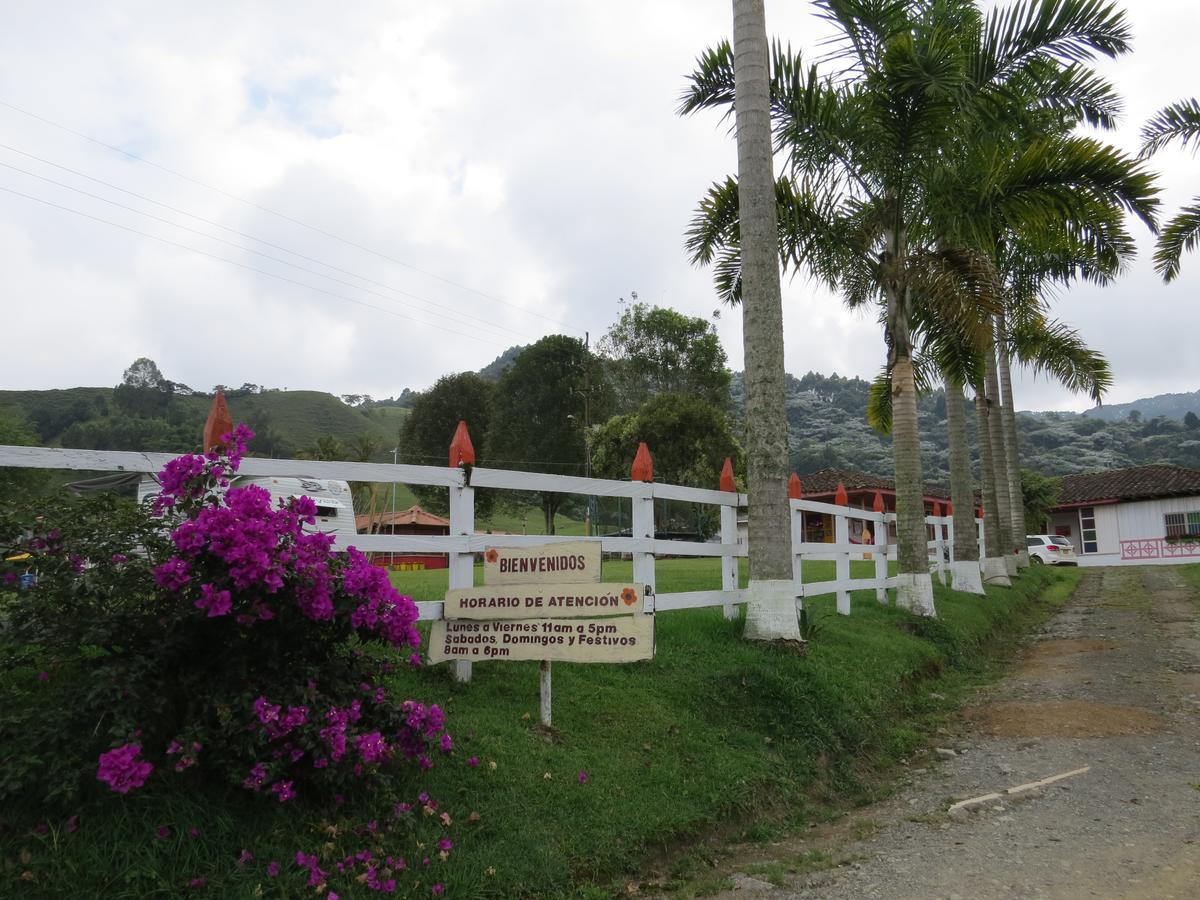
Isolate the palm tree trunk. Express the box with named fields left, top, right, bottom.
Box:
left=976, top=391, right=1011, bottom=586
left=891, top=355, right=936, bottom=616
left=731, top=0, right=800, bottom=641
left=995, top=312, right=1029, bottom=567
left=984, top=341, right=1017, bottom=577
left=946, top=377, right=984, bottom=593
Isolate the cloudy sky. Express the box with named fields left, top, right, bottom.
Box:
left=2, top=1, right=1197, bottom=412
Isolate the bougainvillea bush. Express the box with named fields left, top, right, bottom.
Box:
left=0, top=427, right=449, bottom=813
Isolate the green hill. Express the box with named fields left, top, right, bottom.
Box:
left=0, top=387, right=407, bottom=461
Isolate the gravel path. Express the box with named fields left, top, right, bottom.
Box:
left=714, top=566, right=1200, bottom=900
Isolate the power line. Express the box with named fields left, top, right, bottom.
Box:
left=0, top=156, right=532, bottom=343
left=0, top=144, right=535, bottom=340
left=0, top=98, right=583, bottom=334
left=0, top=184, right=508, bottom=348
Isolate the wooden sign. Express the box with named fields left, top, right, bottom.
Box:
left=443, top=583, right=644, bottom=619
left=482, top=540, right=601, bottom=585
left=428, top=615, right=654, bottom=664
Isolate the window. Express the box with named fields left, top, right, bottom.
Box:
left=1026, top=537, right=1043, bottom=548
left=1049, top=537, right=1073, bottom=548
left=1164, top=511, right=1200, bottom=539
left=1079, top=507, right=1098, bottom=554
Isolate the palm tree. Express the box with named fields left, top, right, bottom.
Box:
left=681, top=0, right=1147, bottom=615
left=1141, top=99, right=1200, bottom=281
left=731, top=0, right=801, bottom=642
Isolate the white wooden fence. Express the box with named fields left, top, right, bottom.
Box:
left=0, top=446, right=986, bottom=625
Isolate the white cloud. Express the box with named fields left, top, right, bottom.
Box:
left=0, top=0, right=1197, bottom=420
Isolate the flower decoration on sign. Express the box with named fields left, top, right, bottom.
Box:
left=621, top=587, right=637, bottom=606
left=484, top=548, right=499, bottom=564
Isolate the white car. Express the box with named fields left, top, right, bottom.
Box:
left=1026, top=535, right=1077, bottom=566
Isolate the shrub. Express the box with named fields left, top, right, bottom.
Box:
left=0, top=426, right=448, bottom=810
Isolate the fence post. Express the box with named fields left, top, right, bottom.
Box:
left=447, top=478, right=475, bottom=684
left=789, top=474, right=804, bottom=616
left=718, top=458, right=739, bottom=619
left=631, top=443, right=656, bottom=602
left=720, top=503, right=739, bottom=620
left=873, top=492, right=888, bottom=604
left=976, top=507, right=986, bottom=563
left=932, top=502, right=947, bottom=586
left=834, top=510, right=850, bottom=616
left=632, top=486, right=656, bottom=599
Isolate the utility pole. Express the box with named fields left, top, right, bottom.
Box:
left=583, top=331, right=592, bottom=536
left=390, top=446, right=398, bottom=527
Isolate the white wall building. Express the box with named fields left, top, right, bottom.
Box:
left=1044, top=465, right=1200, bottom=567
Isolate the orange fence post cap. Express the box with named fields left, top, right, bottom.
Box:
left=719, top=457, right=736, bottom=492
left=631, top=442, right=654, bottom=482
left=449, top=420, right=476, bottom=467
left=203, top=391, right=234, bottom=453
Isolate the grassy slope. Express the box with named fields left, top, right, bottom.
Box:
left=0, top=388, right=404, bottom=456
left=0, top=565, right=1081, bottom=898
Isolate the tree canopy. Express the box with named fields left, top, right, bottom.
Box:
left=485, top=335, right=611, bottom=533
left=599, top=300, right=730, bottom=412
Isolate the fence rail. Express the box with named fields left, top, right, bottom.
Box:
left=0, top=444, right=985, bottom=625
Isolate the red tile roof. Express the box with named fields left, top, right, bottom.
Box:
left=799, top=468, right=951, bottom=500
left=1054, top=465, right=1200, bottom=506
left=355, top=505, right=450, bottom=531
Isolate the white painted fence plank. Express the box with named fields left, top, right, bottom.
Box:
left=655, top=590, right=744, bottom=612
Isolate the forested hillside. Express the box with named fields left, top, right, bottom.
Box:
left=4, top=356, right=1199, bottom=484
left=1082, top=388, right=1200, bottom=423
left=729, top=371, right=1200, bottom=485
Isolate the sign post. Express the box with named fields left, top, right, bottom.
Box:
left=428, top=541, right=654, bottom=726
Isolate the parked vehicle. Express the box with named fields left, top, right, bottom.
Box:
left=137, top=475, right=358, bottom=540
left=1026, top=534, right=1077, bottom=566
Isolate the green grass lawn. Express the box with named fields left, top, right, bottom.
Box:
left=1, top=565, right=1081, bottom=898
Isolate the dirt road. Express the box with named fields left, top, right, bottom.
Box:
left=716, top=567, right=1200, bottom=899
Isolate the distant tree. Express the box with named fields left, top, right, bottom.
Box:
left=1186, top=411, right=1200, bottom=429
left=114, top=357, right=174, bottom=418
left=299, top=436, right=346, bottom=461
left=399, top=373, right=496, bottom=517
left=486, top=335, right=612, bottom=533
left=0, top=412, right=51, bottom=497
left=1128, top=409, right=1142, bottom=424
left=1021, top=470, right=1061, bottom=535
left=590, top=394, right=743, bottom=535
left=599, top=299, right=730, bottom=412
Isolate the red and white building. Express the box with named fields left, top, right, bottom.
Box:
left=1044, top=464, right=1200, bottom=566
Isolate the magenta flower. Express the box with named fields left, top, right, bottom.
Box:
left=431, top=883, right=444, bottom=894
left=355, top=731, right=390, bottom=764
left=188, top=826, right=201, bottom=839
left=155, top=826, right=171, bottom=839
left=97, top=743, right=154, bottom=793
left=266, top=860, right=280, bottom=877
left=437, top=838, right=453, bottom=852
left=578, top=771, right=589, bottom=784
left=37, top=670, right=49, bottom=682
left=64, top=815, right=80, bottom=834
left=188, top=876, right=206, bottom=889
left=467, top=756, right=479, bottom=767
left=270, top=780, right=296, bottom=802
left=236, top=849, right=254, bottom=867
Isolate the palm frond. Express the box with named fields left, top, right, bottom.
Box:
left=866, top=367, right=893, bottom=434
left=978, top=0, right=1132, bottom=86
left=1154, top=199, right=1200, bottom=283
left=1140, top=98, right=1200, bottom=158
left=991, top=135, right=1159, bottom=237
left=1008, top=315, right=1112, bottom=402
left=813, top=0, right=912, bottom=75
left=678, top=42, right=736, bottom=119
